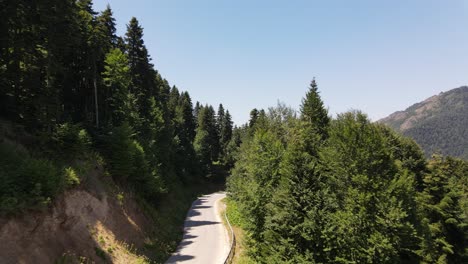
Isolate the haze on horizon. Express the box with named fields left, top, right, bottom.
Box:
left=94, top=0, right=468, bottom=125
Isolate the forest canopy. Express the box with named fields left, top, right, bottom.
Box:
left=227, top=80, right=468, bottom=263
left=0, top=0, right=236, bottom=213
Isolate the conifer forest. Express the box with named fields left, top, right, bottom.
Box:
left=0, top=1, right=466, bottom=263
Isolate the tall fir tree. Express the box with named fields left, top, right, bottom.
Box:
left=124, top=17, right=154, bottom=123
left=102, top=48, right=132, bottom=126
left=300, top=78, right=330, bottom=139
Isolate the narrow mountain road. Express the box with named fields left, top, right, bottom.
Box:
left=166, top=192, right=230, bottom=264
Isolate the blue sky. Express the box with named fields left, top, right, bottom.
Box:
left=93, top=0, right=468, bottom=125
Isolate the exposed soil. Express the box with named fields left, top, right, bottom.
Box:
left=0, top=175, right=152, bottom=264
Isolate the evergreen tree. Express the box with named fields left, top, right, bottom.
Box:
left=178, top=92, right=196, bottom=144
left=217, top=103, right=225, bottom=133
left=194, top=105, right=221, bottom=175
left=228, top=126, right=285, bottom=255
left=216, top=104, right=229, bottom=160
left=95, top=5, right=118, bottom=125
left=263, top=122, right=330, bottom=263
left=97, top=5, right=117, bottom=49
left=124, top=17, right=154, bottom=122
left=300, top=78, right=330, bottom=139
left=418, top=155, right=467, bottom=263
left=168, top=86, right=180, bottom=121
left=249, top=108, right=259, bottom=128
left=221, top=111, right=233, bottom=148
left=102, top=48, right=132, bottom=126
left=194, top=101, right=201, bottom=123
left=172, top=91, right=198, bottom=182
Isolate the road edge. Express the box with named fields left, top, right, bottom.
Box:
left=218, top=196, right=236, bottom=264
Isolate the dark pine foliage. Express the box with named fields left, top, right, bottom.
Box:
left=0, top=0, right=233, bottom=213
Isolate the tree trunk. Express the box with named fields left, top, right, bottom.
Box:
left=94, top=77, right=99, bottom=128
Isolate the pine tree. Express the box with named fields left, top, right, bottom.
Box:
left=194, top=101, right=201, bottom=123
left=124, top=17, right=154, bottom=121
left=194, top=105, right=221, bottom=175
left=97, top=5, right=117, bottom=49
left=76, top=0, right=101, bottom=127
left=249, top=108, right=259, bottom=128
left=95, top=4, right=118, bottom=125
left=300, top=78, right=330, bottom=139
left=217, top=104, right=225, bottom=132
left=220, top=110, right=233, bottom=162
left=102, top=48, right=132, bottom=126
left=263, top=123, right=330, bottom=263
left=168, top=86, right=180, bottom=121
left=227, top=127, right=285, bottom=254
left=418, top=155, right=467, bottom=263
left=179, top=92, right=196, bottom=144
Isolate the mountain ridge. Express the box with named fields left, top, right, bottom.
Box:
left=379, top=86, right=468, bottom=159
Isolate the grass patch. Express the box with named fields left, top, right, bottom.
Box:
left=225, top=198, right=256, bottom=264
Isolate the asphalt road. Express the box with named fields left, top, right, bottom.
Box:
left=166, top=192, right=230, bottom=264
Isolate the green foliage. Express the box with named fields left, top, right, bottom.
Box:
left=194, top=105, right=226, bottom=176
left=104, top=122, right=165, bottom=198
left=228, top=124, right=286, bottom=255
left=0, top=2, right=235, bottom=263
left=0, top=141, right=63, bottom=214
left=319, top=111, right=421, bottom=263
left=225, top=198, right=247, bottom=227
left=53, top=123, right=91, bottom=158
left=117, top=192, right=124, bottom=206
left=417, top=155, right=468, bottom=263
left=103, top=48, right=132, bottom=126
left=228, top=82, right=468, bottom=263
left=64, top=167, right=81, bottom=187
left=380, top=86, right=468, bottom=159
left=94, top=247, right=107, bottom=260
left=105, top=122, right=136, bottom=179
left=300, top=78, right=330, bottom=139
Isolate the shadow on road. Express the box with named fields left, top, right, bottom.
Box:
left=166, top=254, right=195, bottom=263
left=191, top=205, right=212, bottom=209
left=185, top=220, right=220, bottom=228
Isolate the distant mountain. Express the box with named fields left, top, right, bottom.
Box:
left=379, top=86, right=468, bottom=159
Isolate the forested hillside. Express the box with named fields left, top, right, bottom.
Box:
left=227, top=80, right=468, bottom=263
left=0, top=0, right=237, bottom=262
left=379, top=86, right=468, bottom=159
left=1, top=1, right=467, bottom=263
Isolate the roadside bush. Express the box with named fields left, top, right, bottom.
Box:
left=104, top=122, right=165, bottom=198
left=0, top=142, right=63, bottom=214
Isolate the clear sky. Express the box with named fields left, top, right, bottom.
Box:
left=93, top=0, right=468, bottom=125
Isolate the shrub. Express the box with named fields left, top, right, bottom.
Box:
left=64, top=167, right=80, bottom=187
left=0, top=142, right=63, bottom=213
left=53, top=123, right=91, bottom=158
left=105, top=122, right=135, bottom=180
left=104, top=123, right=165, bottom=198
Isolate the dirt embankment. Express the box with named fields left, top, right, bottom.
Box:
left=0, top=173, right=152, bottom=264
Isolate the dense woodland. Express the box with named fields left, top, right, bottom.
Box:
left=228, top=80, right=468, bottom=263
left=0, top=0, right=235, bottom=214
left=1, top=1, right=467, bottom=263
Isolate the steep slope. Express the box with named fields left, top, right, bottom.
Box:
left=379, top=86, right=468, bottom=159
left=0, top=159, right=153, bottom=264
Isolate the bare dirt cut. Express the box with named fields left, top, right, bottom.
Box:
left=0, top=167, right=153, bottom=264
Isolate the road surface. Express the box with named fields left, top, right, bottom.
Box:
left=166, top=192, right=230, bottom=264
